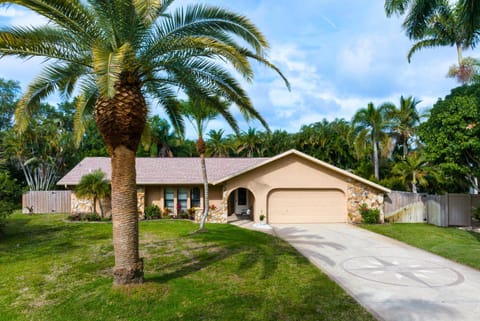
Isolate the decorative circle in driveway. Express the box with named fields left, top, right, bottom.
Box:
left=342, top=256, right=464, bottom=288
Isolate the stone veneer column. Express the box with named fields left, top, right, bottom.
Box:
left=137, top=187, right=145, bottom=219
left=346, top=182, right=385, bottom=223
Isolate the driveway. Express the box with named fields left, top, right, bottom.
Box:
left=272, top=224, right=480, bottom=321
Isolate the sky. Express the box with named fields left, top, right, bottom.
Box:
left=0, top=0, right=474, bottom=137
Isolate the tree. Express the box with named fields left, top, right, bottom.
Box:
left=418, top=85, right=480, bottom=192
left=236, top=127, right=265, bottom=157
left=181, top=97, right=243, bottom=231
left=206, top=129, right=231, bottom=157
left=0, top=78, right=21, bottom=131
left=385, top=0, right=480, bottom=83
left=352, top=102, right=395, bottom=180
left=392, top=152, right=430, bottom=193
left=2, top=105, right=74, bottom=191
left=75, top=170, right=110, bottom=217
left=0, top=0, right=287, bottom=285
left=390, top=96, right=421, bottom=159
left=0, top=170, right=20, bottom=235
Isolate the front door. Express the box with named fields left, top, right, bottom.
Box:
left=235, top=188, right=249, bottom=215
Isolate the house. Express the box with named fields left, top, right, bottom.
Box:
left=57, top=149, right=390, bottom=224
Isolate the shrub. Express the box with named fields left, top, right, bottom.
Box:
left=359, top=203, right=380, bottom=224
left=259, top=214, right=265, bottom=221
left=186, top=208, right=196, bottom=219
left=473, top=206, right=480, bottom=221
left=162, top=207, right=172, bottom=217
left=67, top=212, right=103, bottom=222
left=0, top=171, right=21, bottom=234
left=145, top=205, right=161, bottom=220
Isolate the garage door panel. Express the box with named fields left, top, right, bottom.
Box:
left=268, top=189, right=346, bottom=223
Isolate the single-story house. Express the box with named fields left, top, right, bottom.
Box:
left=57, top=149, right=390, bottom=224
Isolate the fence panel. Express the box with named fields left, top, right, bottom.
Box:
left=384, top=191, right=426, bottom=223
left=448, top=194, right=471, bottom=226
left=425, top=195, right=448, bottom=227
left=22, top=191, right=71, bottom=214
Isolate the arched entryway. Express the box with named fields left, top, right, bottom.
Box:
left=227, top=187, right=255, bottom=221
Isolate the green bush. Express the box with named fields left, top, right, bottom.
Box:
left=145, top=205, right=161, bottom=220
left=473, top=206, right=480, bottom=221
left=0, top=171, right=21, bottom=234
left=359, top=203, right=380, bottom=224
left=67, top=212, right=104, bottom=222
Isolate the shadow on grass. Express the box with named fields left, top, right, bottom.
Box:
left=0, top=214, right=111, bottom=262
left=148, top=224, right=309, bottom=284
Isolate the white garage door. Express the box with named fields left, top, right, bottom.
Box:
left=268, top=189, right=346, bottom=223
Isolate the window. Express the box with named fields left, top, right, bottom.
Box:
left=191, top=187, right=201, bottom=207
left=178, top=188, right=188, bottom=212
left=164, top=188, right=174, bottom=212
left=238, top=188, right=247, bottom=206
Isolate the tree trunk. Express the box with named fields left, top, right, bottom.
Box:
left=93, top=195, right=97, bottom=214
left=412, top=171, right=418, bottom=193
left=94, top=73, right=146, bottom=285
left=373, top=138, right=380, bottom=180
left=111, top=145, right=143, bottom=285
left=456, top=42, right=463, bottom=65
left=198, top=137, right=209, bottom=231
left=99, top=197, right=105, bottom=218
left=403, top=139, right=408, bottom=159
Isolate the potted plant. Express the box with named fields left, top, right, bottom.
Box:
left=259, top=214, right=266, bottom=224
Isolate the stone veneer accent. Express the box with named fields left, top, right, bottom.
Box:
left=70, top=192, right=112, bottom=217
left=194, top=191, right=228, bottom=224
left=347, top=181, right=385, bottom=223
left=137, top=187, right=145, bottom=219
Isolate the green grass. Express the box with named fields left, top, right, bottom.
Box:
left=0, top=213, right=375, bottom=321
left=362, top=223, right=480, bottom=270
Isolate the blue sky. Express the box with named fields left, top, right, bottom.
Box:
left=0, top=1, right=472, bottom=136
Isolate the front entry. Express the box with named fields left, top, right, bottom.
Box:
left=227, top=188, right=254, bottom=219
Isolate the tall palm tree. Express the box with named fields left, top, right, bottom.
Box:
left=390, top=96, right=421, bottom=159
left=0, top=0, right=288, bottom=285
left=181, top=97, right=244, bottom=231
left=352, top=102, right=394, bottom=180
left=385, top=0, right=479, bottom=82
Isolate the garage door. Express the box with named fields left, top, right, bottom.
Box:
left=268, top=189, right=346, bottom=223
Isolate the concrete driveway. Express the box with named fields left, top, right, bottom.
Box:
left=272, top=224, right=480, bottom=321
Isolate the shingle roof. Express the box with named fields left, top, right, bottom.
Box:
left=57, top=150, right=390, bottom=193
left=57, top=157, right=269, bottom=186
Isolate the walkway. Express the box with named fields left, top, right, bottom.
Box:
left=271, top=224, right=480, bottom=321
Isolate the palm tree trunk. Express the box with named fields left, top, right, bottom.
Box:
left=373, top=138, right=380, bottom=180
left=403, top=140, right=408, bottom=159
left=198, top=137, right=209, bottom=231
left=93, top=195, right=97, bottom=214
left=412, top=171, right=417, bottom=193
left=456, top=42, right=463, bottom=65
left=111, top=145, right=143, bottom=285
left=95, top=75, right=146, bottom=285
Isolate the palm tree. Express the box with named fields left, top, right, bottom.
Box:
left=352, top=102, right=395, bottom=180
left=181, top=97, right=244, bottom=231
left=390, top=96, right=421, bottom=159
left=75, top=170, right=110, bottom=217
left=141, top=115, right=176, bottom=157
left=236, top=127, right=265, bottom=157
left=207, top=129, right=231, bottom=157
left=385, top=0, right=479, bottom=83
left=0, top=0, right=288, bottom=285
left=392, top=152, right=430, bottom=193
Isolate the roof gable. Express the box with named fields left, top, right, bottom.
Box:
left=212, top=149, right=391, bottom=193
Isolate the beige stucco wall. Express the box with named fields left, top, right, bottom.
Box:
left=223, top=154, right=349, bottom=223
left=221, top=154, right=386, bottom=224
left=142, top=185, right=224, bottom=222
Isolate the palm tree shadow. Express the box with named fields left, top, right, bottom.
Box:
left=147, top=225, right=303, bottom=283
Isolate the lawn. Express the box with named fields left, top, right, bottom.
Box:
left=362, top=223, right=480, bottom=270
left=0, top=213, right=375, bottom=321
